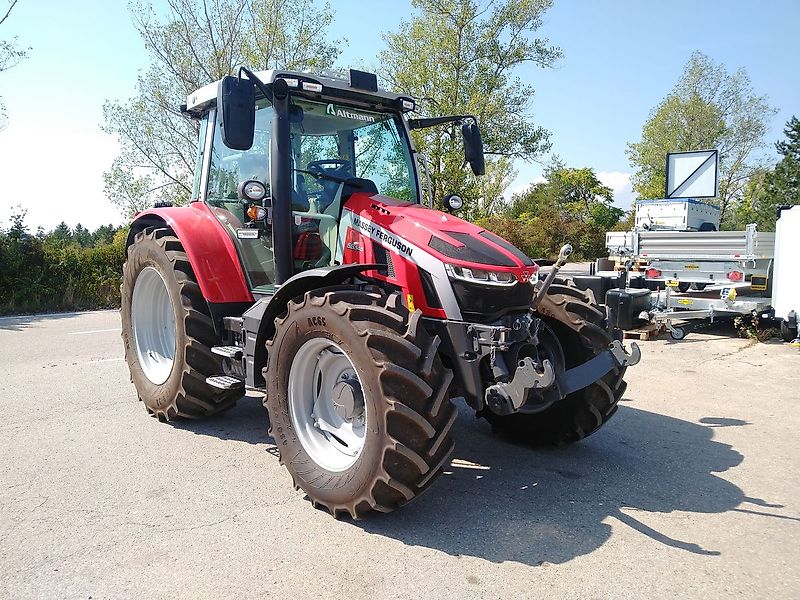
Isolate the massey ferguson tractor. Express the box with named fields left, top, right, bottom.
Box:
left=121, top=67, right=640, bottom=518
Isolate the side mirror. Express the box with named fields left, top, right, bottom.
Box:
left=462, top=122, right=485, bottom=176
left=217, top=75, right=255, bottom=150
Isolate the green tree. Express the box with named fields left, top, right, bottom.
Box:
left=91, top=224, right=117, bottom=245
left=72, top=223, right=91, bottom=247
left=627, top=51, right=775, bottom=224
left=48, top=222, right=72, bottom=246
left=381, top=0, right=561, bottom=221
left=491, top=164, right=623, bottom=259
left=732, top=116, right=800, bottom=230
left=769, top=115, right=800, bottom=205
left=0, top=0, right=30, bottom=130
left=7, top=204, right=29, bottom=240
left=507, top=163, right=623, bottom=228
left=103, top=0, right=342, bottom=219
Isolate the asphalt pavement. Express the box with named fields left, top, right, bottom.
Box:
left=0, top=310, right=798, bottom=599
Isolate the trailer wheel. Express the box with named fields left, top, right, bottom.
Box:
left=678, top=282, right=691, bottom=293
left=480, top=281, right=628, bottom=446
left=121, top=227, right=240, bottom=420
left=264, top=287, right=456, bottom=518
left=670, top=325, right=687, bottom=340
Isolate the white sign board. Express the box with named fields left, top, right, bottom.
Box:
left=665, top=149, right=718, bottom=199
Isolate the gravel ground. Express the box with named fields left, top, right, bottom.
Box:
left=1, top=310, right=798, bottom=599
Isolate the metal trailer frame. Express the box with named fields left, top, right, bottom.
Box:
left=645, top=285, right=773, bottom=340
left=606, top=224, right=776, bottom=289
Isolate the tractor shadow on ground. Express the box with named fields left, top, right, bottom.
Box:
left=171, top=393, right=273, bottom=446
left=173, top=393, right=788, bottom=567
left=353, top=402, right=786, bottom=567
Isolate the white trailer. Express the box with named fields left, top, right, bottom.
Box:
left=635, top=198, right=720, bottom=231
left=772, top=205, right=800, bottom=340
left=644, top=205, right=800, bottom=341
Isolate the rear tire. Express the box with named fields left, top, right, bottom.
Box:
left=264, top=287, right=456, bottom=518
left=480, top=281, right=627, bottom=446
left=121, top=227, right=240, bottom=420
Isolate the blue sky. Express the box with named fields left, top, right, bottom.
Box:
left=1, top=0, right=798, bottom=230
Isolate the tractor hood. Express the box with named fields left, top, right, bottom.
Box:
left=342, top=192, right=537, bottom=273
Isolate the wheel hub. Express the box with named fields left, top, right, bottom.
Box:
left=332, top=377, right=364, bottom=422
left=131, top=266, right=176, bottom=385
left=288, top=339, right=367, bottom=472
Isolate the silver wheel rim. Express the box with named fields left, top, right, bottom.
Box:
left=131, top=266, right=176, bottom=385
left=288, top=338, right=367, bottom=472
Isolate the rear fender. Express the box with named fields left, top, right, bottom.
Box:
left=127, top=203, right=253, bottom=304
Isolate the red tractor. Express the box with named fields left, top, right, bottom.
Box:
left=121, top=67, right=640, bottom=518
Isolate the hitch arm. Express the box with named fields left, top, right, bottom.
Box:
left=532, top=243, right=573, bottom=309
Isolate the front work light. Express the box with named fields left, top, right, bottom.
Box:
left=238, top=179, right=267, bottom=202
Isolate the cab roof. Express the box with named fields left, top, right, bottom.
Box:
left=185, top=68, right=411, bottom=115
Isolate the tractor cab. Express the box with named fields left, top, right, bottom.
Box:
left=184, top=69, right=428, bottom=293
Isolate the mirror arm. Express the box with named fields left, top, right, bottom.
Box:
left=408, top=115, right=476, bottom=130
left=237, top=66, right=273, bottom=102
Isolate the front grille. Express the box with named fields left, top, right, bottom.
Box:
left=451, top=279, right=534, bottom=322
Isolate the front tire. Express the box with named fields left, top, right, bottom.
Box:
left=480, top=281, right=627, bottom=446
left=121, top=227, right=240, bottom=420
left=264, top=287, right=456, bottom=518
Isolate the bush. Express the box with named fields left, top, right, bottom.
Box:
left=477, top=207, right=609, bottom=261
left=0, top=228, right=127, bottom=315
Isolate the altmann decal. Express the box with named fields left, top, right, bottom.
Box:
left=326, top=103, right=375, bottom=123
left=351, top=215, right=413, bottom=256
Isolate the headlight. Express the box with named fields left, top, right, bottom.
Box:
left=443, top=194, right=463, bottom=211
left=246, top=205, right=268, bottom=221
left=445, top=264, right=517, bottom=286
left=238, top=179, right=267, bottom=201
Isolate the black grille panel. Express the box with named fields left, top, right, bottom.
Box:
left=479, top=230, right=535, bottom=265
left=429, top=231, right=516, bottom=267
left=418, top=268, right=442, bottom=309
left=451, top=279, right=534, bottom=322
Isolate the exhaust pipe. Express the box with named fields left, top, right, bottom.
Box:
left=532, top=243, right=573, bottom=309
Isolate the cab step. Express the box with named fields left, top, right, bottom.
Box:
left=211, top=346, right=243, bottom=360
left=206, top=375, right=245, bottom=390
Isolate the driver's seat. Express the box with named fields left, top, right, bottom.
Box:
left=292, top=174, right=310, bottom=211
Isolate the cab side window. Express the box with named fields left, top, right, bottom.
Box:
left=206, top=103, right=276, bottom=289
left=208, top=103, right=272, bottom=206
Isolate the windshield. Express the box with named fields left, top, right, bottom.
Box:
left=291, top=99, right=417, bottom=204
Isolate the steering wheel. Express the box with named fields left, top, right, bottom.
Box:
left=307, top=159, right=353, bottom=180
left=305, top=159, right=353, bottom=213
